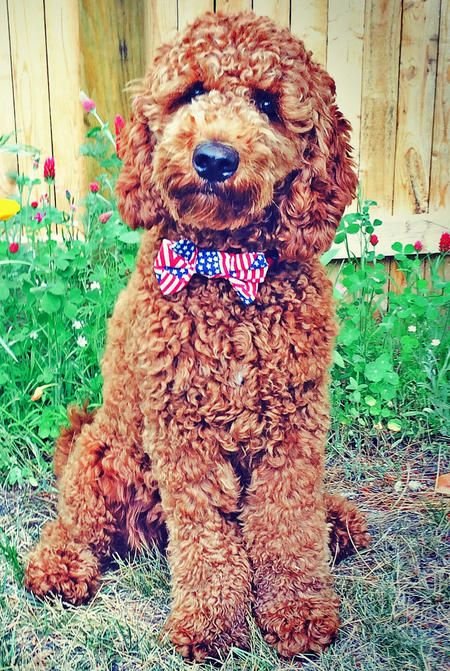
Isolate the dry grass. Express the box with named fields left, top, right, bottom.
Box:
left=1, top=443, right=448, bottom=671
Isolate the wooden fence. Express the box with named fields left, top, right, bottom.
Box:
left=1, top=0, right=448, bottom=261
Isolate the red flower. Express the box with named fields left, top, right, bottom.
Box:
left=89, top=182, right=100, bottom=193
left=43, top=157, right=55, bottom=182
left=114, top=114, right=125, bottom=157
left=370, top=234, right=379, bottom=246
left=9, top=241, right=19, bottom=253
left=31, top=201, right=38, bottom=208
left=99, top=211, right=112, bottom=223
left=79, top=91, right=96, bottom=113
left=413, top=240, right=423, bottom=252
left=439, top=232, right=450, bottom=253
left=34, top=212, right=45, bottom=223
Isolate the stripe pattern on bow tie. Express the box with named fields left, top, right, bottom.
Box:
left=154, top=238, right=269, bottom=304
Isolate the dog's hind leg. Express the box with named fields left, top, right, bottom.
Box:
left=25, top=285, right=155, bottom=603
left=53, top=403, right=96, bottom=480
left=325, top=492, right=370, bottom=562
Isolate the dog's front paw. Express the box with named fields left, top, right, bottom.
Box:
left=254, top=566, right=340, bottom=657
left=25, top=522, right=99, bottom=605
left=167, top=599, right=250, bottom=661
left=257, top=593, right=340, bottom=657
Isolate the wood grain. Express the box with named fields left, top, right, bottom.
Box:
left=8, top=0, right=53, bottom=201
left=252, top=0, right=290, bottom=26
left=290, top=0, right=328, bottom=65
left=45, top=0, right=85, bottom=208
left=177, top=0, right=213, bottom=31
left=359, top=0, right=402, bottom=213
left=429, top=0, right=449, bottom=212
left=332, top=211, right=449, bottom=259
left=144, top=0, right=178, bottom=64
left=326, top=0, right=365, bottom=174
left=216, top=0, right=252, bottom=12
left=0, top=0, right=18, bottom=196
left=393, top=0, right=440, bottom=214
left=79, top=0, right=147, bottom=123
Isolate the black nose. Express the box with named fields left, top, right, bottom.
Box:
left=192, top=142, right=239, bottom=182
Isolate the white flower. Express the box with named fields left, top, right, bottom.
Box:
left=29, top=331, right=38, bottom=340
left=408, top=480, right=423, bottom=491
left=408, top=325, right=416, bottom=333
left=72, top=320, right=83, bottom=330
left=431, top=339, right=440, bottom=347
left=89, top=281, right=101, bottom=291
left=77, top=335, right=88, bottom=348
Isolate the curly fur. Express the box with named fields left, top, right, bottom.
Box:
left=25, top=12, right=369, bottom=661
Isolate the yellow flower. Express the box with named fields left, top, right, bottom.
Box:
left=0, top=198, right=20, bottom=221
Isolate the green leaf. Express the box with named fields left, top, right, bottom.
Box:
left=48, top=279, right=66, bottom=296
left=391, top=242, right=403, bottom=253
left=364, top=395, right=377, bottom=407
left=0, top=283, right=10, bottom=300
left=346, top=223, right=360, bottom=234
left=118, top=230, right=141, bottom=244
left=40, top=292, right=61, bottom=314
left=321, top=247, right=339, bottom=266
left=387, top=419, right=402, bottom=432
left=333, top=350, right=345, bottom=368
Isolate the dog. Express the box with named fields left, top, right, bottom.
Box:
left=25, top=11, right=369, bottom=661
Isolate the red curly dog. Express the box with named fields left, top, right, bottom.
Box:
left=26, top=12, right=369, bottom=661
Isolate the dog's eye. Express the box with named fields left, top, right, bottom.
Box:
left=253, top=89, right=279, bottom=122
left=176, top=81, right=207, bottom=107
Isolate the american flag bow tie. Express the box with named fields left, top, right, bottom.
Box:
left=154, top=238, right=270, bottom=304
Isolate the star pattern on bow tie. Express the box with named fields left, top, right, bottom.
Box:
left=154, top=238, right=270, bottom=304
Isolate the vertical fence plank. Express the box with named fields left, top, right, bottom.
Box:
left=216, top=0, right=252, bottom=12
left=393, top=0, right=440, bottom=214
left=327, top=0, right=365, bottom=176
left=177, top=0, right=214, bottom=31
left=79, top=0, right=147, bottom=124
left=45, top=0, right=85, bottom=208
left=252, top=0, right=290, bottom=26
left=290, top=0, right=328, bottom=65
left=429, top=0, right=449, bottom=213
left=359, top=0, right=402, bottom=212
left=144, top=0, right=178, bottom=65
left=0, top=0, right=17, bottom=196
left=8, top=0, right=52, bottom=199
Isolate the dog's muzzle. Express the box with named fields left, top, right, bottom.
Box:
left=192, top=141, right=239, bottom=182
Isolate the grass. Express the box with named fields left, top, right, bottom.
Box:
left=1, top=442, right=448, bottom=671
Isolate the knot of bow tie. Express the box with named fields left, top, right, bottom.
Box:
left=154, top=238, right=270, bottom=304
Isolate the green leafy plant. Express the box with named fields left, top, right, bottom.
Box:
left=0, top=100, right=140, bottom=486
left=330, top=200, right=449, bottom=444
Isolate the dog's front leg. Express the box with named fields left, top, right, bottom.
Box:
left=241, top=429, right=340, bottom=657
left=148, top=424, right=252, bottom=661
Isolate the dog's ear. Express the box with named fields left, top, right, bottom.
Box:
left=116, top=99, right=165, bottom=229
left=277, top=71, right=358, bottom=261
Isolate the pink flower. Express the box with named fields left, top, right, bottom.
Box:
left=439, top=232, right=450, bottom=253
left=114, top=114, right=125, bottom=156
left=34, top=212, right=45, bottom=223
left=79, top=90, right=96, bottom=113
left=89, top=182, right=100, bottom=193
left=370, top=234, right=378, bottom=246
left=8, top=241, right=19, bottom=253
left=413, top=240, right=423, bottom=252
left=43, top=157, right=55, bottom=182
left=99, top=211, right=112, bottom=223
left=31, top=201, right=38, bottom=209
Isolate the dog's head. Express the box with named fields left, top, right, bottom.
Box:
left=117, top=12, right=357, bottom=261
